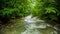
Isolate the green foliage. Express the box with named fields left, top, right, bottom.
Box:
left=30, top=0, right=58, bottom=23
left=0, top=0, right=59, bottom=24
left=45, top=7, right=56, bottom=13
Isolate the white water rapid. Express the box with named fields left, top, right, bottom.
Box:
left=21, top=14, right=58, bottom=34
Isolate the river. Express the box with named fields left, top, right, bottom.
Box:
left=0, top=14, right=59, bottom=34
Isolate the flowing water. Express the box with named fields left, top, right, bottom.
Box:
left=0, top=14, right=59, bottom=34
left=0, top=0, right=60, bottom=34
left=21, top=14, right=58, bottom=34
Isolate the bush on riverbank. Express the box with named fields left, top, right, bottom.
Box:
left=0, top=0, right=60, bottom=24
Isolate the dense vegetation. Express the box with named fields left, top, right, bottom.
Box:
left=0, top=0, right=60, bottom=24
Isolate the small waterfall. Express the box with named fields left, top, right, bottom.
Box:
left=21, top=14, right=58, bottom=34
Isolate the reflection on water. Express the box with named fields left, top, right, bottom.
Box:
left=0, top=14, right=59, bottom=34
